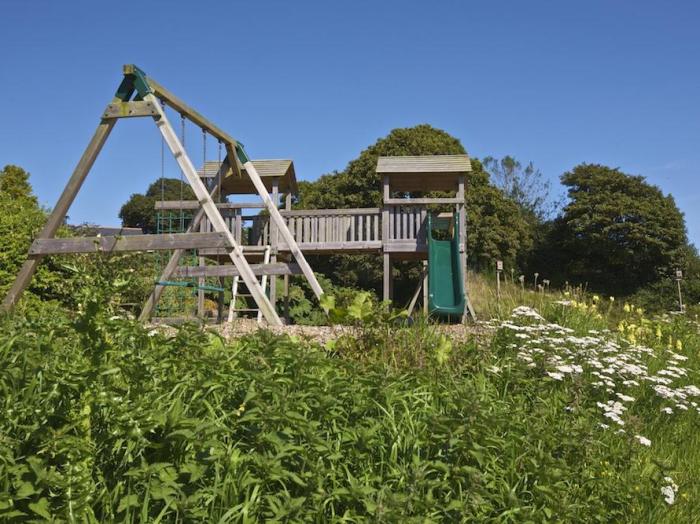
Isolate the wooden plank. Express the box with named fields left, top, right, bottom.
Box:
left=280, top=208, right=380, bottom=217
left=149, top=94, right=281, bottom=325
left=279, top=241, right=382, bottom=251
left=384, top=240, right=428, bottom=253
left=30, top=232, right=230, bottom=255
left=385, top=197, right=462, bottom=205
left=102, top=100, right=159, bottom=119
left=146, top=75, right=240, bottom=160
left=2, top=117, right=117, bottom=311
left=171, top=262, right=302, bottom=278
left=155, top=201, right=264, bottom=210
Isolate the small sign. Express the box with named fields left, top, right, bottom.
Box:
left=676, top=270, right=683, bottom=279
left=496, top=260, right=503, bottom=271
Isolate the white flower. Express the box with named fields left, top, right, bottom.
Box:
left=635, top=435, right=651, bottom=447
left=546, top=371, right=564, bottom=381
left=616, top=393, right=635, bottom=402
left=662, top=407, right=674, bottom=414
left=661, top=476, right=678, bottom=505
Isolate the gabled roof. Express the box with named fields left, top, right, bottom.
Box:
left=376, top=155, right=471, bottom=192
left=198, top=160, right=298, bottom=195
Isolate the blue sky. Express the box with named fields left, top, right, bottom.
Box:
left=1, top=1, right=698, bottom=246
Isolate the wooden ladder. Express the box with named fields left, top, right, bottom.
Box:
left=228, top=245, right=272, bottom=324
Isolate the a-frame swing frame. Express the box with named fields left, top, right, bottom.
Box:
left=1, top=64, right=324, bottom=326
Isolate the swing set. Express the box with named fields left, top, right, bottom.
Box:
left=1, top=64, right=324, bottom=327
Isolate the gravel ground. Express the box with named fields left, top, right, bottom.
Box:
left=148, top=318, right=495, bottom=347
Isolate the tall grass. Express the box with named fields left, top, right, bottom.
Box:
left=1, top=270, right=699, bottom=521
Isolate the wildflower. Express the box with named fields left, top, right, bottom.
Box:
left=617, top=393, right=635, bottom=402
left=662, top=407, right=673, bottom=414
left=546, top=371, right=564, bottom=381
left=676, top=339, right=683, bottom=351
left=661, top=477, right=678, bottom=505
left=655, top=326, right=662, bottom=340
left=564, top=291, right=571, bottom=297
left=618, top=322, right=626, bottom=333
left=634, top=435, right=651, bottom=447
left=624, top=303, right=631, bottom=313
left=609, top=296, right=615, bottom=302
left=593, top=295, right=600, bottom=303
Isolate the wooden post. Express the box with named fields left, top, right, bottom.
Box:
left=148, top=94, right=282, bottom=326
left=2, top=117, right=117, bottom=311
left=269, top=177, right=279, bottom=311
left=422, top=260, right=429, bottom=314
left=284, top=190, right=291, bottom=324
left=382, top=175, right=392, bottom=302
left=383, top=254, right=392, bottom=303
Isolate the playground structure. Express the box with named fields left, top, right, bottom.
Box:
left=1, top=65, right=475, bottom=324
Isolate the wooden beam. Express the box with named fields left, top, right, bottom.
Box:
left=384, top=197, right=462, bottom=205
left=102, top=101, right=159, bottom=119
left=172, top=262, right=302, bottom=278
left=2, top=117, right=117, bottom=311
left=280, top=208, right=380, bottom=217
left=155, top=200, right=264, bottom=210
left=148, top=95, right=282, bottom=326
left=29, top=232, right=231, bottom=255
left=146, top=77, right=238, bottom=150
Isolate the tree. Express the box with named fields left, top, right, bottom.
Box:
left=551, top=164, right=688, bottom=295
left=119, top=178, right=195, bottom=233
left=0, top=164, right=38, bottom=205
left=296, top=125, right=533, bottom=298
left=482, top=156, right=559, bottom=221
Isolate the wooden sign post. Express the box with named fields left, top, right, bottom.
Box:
left=676, top=269, right=684, bottom=313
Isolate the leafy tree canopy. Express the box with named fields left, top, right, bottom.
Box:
left=551, top=164, right=688, bottom=295
left=119, top=178, right=195, bottom=233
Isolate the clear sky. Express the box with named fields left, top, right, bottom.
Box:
left=1, top=1, right=698, bottom=246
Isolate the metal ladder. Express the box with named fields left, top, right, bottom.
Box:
left=228, top=245, right=271, bottom=324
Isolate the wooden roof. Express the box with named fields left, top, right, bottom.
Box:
left=376, top=155, right=471, bottom=192
left=199, top=160, right=298, bottom=195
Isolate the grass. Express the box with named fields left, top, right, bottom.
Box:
left=0, top=273, right=699, bottom=521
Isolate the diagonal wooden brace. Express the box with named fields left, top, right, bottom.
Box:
left=147, top=94, right=282, bottom=326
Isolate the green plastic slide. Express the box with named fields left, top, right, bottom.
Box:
left=427, top=213, right=465, bottom=317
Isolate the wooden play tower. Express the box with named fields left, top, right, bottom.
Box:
left=2, top=65, right=475, bottom=324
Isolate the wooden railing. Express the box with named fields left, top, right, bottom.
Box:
left=158, top=201, right=441, bottom=253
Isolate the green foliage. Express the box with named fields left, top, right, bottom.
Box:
left=296, top=126, right=533, bottom=295
left=539, top=164, right=688, bottom=295
left=119, top=178, right=195, bottom=233
left=2, top=268, right=700, bottom=520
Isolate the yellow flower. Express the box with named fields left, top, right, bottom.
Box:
left=655, top=326, right=662, bottom=340
left=636, top=307, right=644, bottom=316
left=668, top=336, right=673, bottom=350
left=624, top=303, right=631, bottom=313
left=618, top=322, right=626, bottom=332
left=628, top=333, right=637, bottom=345
left=593, top=295, right=600, bottom=303
left=564, top=291, right=571, bottom=297
left=676, top=340, right=683, bottom=351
